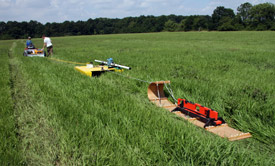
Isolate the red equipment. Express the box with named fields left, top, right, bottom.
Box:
left=172, top=99, right=225, bottom=128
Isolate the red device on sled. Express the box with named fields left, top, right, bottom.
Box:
left=172, top=99, right=226, bottom=128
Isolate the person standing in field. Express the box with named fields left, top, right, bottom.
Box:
left=42, top=35, right=53, bottom=57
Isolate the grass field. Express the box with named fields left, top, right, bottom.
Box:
left=1, top=31, right=275, bottom=165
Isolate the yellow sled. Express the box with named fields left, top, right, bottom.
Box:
left=75, top=59, right=130, bottom=77
left=75, top=65, right=123, bottom=77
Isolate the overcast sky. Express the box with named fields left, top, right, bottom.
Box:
left=0, top=0, right=273, bottom=23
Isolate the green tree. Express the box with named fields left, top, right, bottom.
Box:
left=6, top=21, right=23, bottom=39
left=60, top=21, right=74, bottom=36
left=183, top=16, right=194, bottom=31
left=192, top=16, right=211, bottom=31
left=164, top=20, right=177, bottom=32
left=34, top=22, right=44, bottom=38
left=0, top=21, right=6, bottom=34
left=237, top=2, right=253, bottom=27
left=86, top=18, right=95, bottom=35
left=212, top=6, right=235, bottom=30
left=249, top=3, right=275, bottom=30
left=218, top=17, right=236, bottom=31
left=155, top=15, right=168, bottom=32
left=28, top=20, right=39, bottom=37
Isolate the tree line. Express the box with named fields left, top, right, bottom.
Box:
left=1, top=2, right=275, bottom=40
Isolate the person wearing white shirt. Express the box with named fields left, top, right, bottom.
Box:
left=42, top=35, right=53, bottom=57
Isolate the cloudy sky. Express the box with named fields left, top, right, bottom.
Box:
left=0, top=0, right=273, bottom=23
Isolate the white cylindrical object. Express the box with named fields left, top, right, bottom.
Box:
left=94, top=59, right=131, bottom=70
left=95, top=60, right=107, bottom=64
left=114, top=64, right=131, bottom=70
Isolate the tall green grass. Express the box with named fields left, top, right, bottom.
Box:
left=0, top=40, right=24, bottom=165
left=1, top=32, right=274, bottom=165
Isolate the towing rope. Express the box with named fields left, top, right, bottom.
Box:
left=164, top=83, right=178, bottom=104
left=48, top=57, right=87, bottom=65
left=106, top=70, right=177, bottom=103
left=106, top=70, right=152, bottom=83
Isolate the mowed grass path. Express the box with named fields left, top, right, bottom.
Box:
left=1, top=32, right=275, bottom=165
